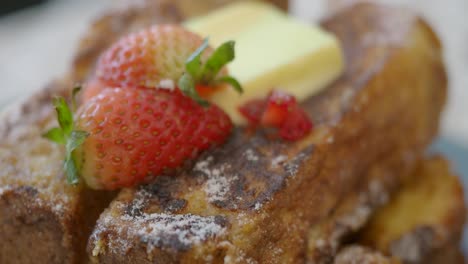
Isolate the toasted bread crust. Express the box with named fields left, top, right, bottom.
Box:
left=358, top=156, right=466, bottom=264
left=334, top=243, right=465, bottom=264
left=87, top=3, right=448, bottom=263
left=335, top=156, right=466, bottom=264
left=0, top=80, right=116, bottom=264
left=335, top=246, right=401, bottom=264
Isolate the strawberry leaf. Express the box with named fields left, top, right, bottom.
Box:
left=53, top=97, right=74, bottom=135
left=186, top=38, right=209, bottom=80
left=64, top=157, right=80, bottom=185
left=45, top=90, right=89, bottom=186
left=203, top=41, right=235, bottom=81
left=67, top=130, right=90, bottom=152
left=43, top=127, right=66, bottom=144
left=64, top=130, right=89, bottom=185
left=179, top=39, right=242, bottom=106
left=217, top=75, right=243, bottom=94
left=178, top=73, right=209, bottom=107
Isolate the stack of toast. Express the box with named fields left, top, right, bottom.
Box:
left=0, top=0, right=465, bottom=263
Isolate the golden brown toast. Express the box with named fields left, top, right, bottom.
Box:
left=357, top=156, right=466, bottom=264
left=0, top=1, right=452, bottom=263
left=335, top=246, right=401, bottom=264
left=85, top=2, right=448, bottom=263
left=0, top=80, right=116, bottom=264
left=335, top=156, right=466, bottom=264
left=335, top=244, right=464, bottom=264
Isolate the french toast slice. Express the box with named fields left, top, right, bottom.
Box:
left=307, top=156, right=467, bottom=264
left=335, top=246, right=401, bottom=264
left=335, top=244, right=464, bottom=264
left=0, top=80, right=116, bottom=264
left=335, top=156, right=466, bottom=264
left=0, top=1, right=289, bottom=264
left=357, top=156, right=466, bottom=264
left=86, top=2, right=448, bottom=263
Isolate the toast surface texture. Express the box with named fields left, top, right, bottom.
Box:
left=334, top=246, right=401, bottom=264
left=0, top=81, right=116, bottom=264
left=336, top=156, right=466, bottom=264
left=335, top=244, right=464, bottom=264
left=357, top=156, right=466, bottom=264
left=86, top=2, right=448, bottom=264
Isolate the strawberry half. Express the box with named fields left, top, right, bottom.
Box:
left=96, top=25, right=210, bottom=89
left=44, top=88, right=232, bottom=190
left=93, top=24, right=242, bottom=104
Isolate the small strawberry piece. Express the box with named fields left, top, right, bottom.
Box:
left=279, top=108, right=313, bottom=141
left=239, top=90, right=313, bottom=141
left=45, top=87, right=232, bottom=190
left=261, top=90, right=297, bottom=127
left=238, top=99, right=266, bottom=125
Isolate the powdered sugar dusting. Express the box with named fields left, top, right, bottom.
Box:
left=194, top=156, right=239, bottom=204
left=128, top=187, right=152, bottom=214
left=254, top=202, right=262, bottom=211
left=224, top=248, right=258, bottom=264
left=271, top=153, right=307, bottom=177
left=284, top=153, right=307, bottom=177
left=243, top=149, right=259, bottom=162
left=128, top=213, right=225, bottom=252
left=205, top=173, right=238, bottom=203
left=271, top=155, right=287, bottom=168
left=52, top=203, right=65, bottom=213
left=96, top=211, right=227, bottom=255
left=194, top=156, right=214, bottom=173
left=336, top=246, right=390, bottom=263
left=0, top=185, right=11, bottom=196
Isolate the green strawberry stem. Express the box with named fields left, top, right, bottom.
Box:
left=43, top=88, right=89, bottom=185
left=178, top=39, right=243, bottom=106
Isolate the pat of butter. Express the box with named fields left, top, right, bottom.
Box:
left=185, top=1, right=344, bottom=123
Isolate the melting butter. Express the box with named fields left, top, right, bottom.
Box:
left=185, top=1, right=344, bottom=123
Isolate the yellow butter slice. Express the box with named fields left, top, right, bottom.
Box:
left=185, top=1, right=344, bottom=123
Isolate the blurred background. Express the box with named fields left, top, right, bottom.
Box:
left=0, top=0, right=466, bottom=146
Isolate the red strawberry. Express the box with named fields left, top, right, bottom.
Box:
left=279, top=108, right=313, bottom=141
left=82, top=79, right=109, bottom=101
left=96, top=25, right=213, bottom=88
left=94, top=24, right=242, bottom=105
left=44, top=87, right=232, bottom=190
left=239, top=90, right=313, bottom=141
left=238, top=99, right=266, bottom=125
left=260, top=90, right=297, bottom=127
